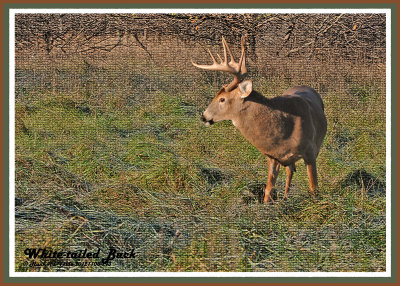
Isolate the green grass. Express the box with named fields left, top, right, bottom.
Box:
left=14, top=54, right=386, bottom=272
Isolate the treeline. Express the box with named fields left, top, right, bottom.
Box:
left=15, top=13, right=386, bottom=60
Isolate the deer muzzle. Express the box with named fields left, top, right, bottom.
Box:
left=201, top=114, right=214, bottom=126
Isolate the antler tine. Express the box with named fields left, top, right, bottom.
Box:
left=239, top=35, right=247, bottom=75
left=191, top=48, right=218, bottom=69
left=222, top=36, right=235, bottom=64
left=207, top=48, right=217, bottom=64
left=216, top=53, right=223, bottom=64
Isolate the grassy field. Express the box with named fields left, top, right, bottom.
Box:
left=14, top=46, right=386, bottom=272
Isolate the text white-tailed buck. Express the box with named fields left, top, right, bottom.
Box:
left=192, top=36, right=327, bottom=203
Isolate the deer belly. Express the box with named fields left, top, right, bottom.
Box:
left=258, top=143, right=302, bottom=166
left=263, top=151, right=302, bottom=166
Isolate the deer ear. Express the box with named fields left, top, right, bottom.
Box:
left=238, top=80, right=253, bottom=99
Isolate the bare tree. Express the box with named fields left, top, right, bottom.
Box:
left=15, top=13, right=386, bottom=61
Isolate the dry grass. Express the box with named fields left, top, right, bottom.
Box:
left=14, top=36, right=386, bottom=272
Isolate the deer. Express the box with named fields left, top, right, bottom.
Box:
left=192, top=36, right=327, bottom=204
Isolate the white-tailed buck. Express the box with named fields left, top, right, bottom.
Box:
left=192, top=36, right=327, bottom=203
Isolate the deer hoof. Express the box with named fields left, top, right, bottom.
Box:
left=263, top=194, right=276, bottom=204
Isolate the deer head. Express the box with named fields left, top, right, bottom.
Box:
left=192, top=36, right=252, bottom=126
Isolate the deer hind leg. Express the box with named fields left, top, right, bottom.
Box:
left=305, top=160, right=318, bottom=196
left=284, top=163, right=296, bottom=200
left=264, top=158, right=280, bottom=203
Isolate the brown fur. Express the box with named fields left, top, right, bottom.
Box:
left=201, top=83, right=327, bottom=203
left=195, top=37, right=327, bottom=203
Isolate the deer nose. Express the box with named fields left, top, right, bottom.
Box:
left=201, top=114, right=207, bottom=123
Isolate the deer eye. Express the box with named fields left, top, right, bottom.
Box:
left=219, top=97, right=225, bottom=103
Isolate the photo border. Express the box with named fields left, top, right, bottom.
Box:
left=2, top=1, right=397, bottom=284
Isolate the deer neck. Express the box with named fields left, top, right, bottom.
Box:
left=231, top=91, right=286, bottom=158
left=231, top=91, right=274, bottom=129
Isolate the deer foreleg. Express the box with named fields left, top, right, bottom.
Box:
left=264, top=158, right=280, bottom=203
left=284, top=163, right=296, bottom=200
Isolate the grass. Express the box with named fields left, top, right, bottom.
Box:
left=14, top=49, right=386, bottom=272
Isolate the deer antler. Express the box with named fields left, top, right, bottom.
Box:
left=192, top=36, right=247, bottom=92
